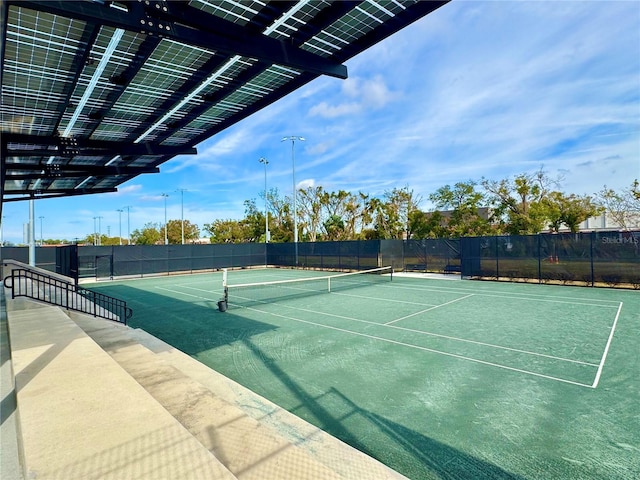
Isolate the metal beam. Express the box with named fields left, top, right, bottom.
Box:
left=0, top=0, right=8, bottom=89
left=3, top=134, right=197, bottom=157
left=0, top=138, right=6, bottom=214
left=2, top=188, right=118, bottom=202
left=149, top=2, right=362, bottom=146
left=5, top=164, right=160, bottom=177
left=15, top=0, right=347, bottom=79
left=336, top=1, right=450, bottom=63
left=160, top=2, right=347, bottom=79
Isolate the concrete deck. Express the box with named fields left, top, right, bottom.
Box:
left=1, top=286, right=406, bottom=480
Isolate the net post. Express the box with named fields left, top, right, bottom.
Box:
left=218, top=268, right=229, bottom=312
left=222, top=268, right=229, bottom=302
left=328, top=277, right=331, bottom=293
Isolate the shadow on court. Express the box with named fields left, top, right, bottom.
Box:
left=90, top=283, right=524, bottom=479
left=240, top=336, right=525, bottom=480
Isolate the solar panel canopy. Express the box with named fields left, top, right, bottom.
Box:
left=1, top=0, right=448, bottom=212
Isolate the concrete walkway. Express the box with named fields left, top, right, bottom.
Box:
left=1, top=284, right=23, bottom=480
left=2, top=290, right=406, bottom=479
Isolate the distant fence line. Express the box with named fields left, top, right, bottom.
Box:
left=1, top=230, right=638, bottom=288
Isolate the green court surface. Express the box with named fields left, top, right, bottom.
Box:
left=89, top=269, right=640, bottom=479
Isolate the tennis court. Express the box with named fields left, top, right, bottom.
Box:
left=89, top=268, right=639, bottom=479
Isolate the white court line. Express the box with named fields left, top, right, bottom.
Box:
left=386, top=283, right=621, bottom=308
left=235, top=302, right=594, bottom=388
left=233, top=293, right=599, bottom=367
left=155, top=285, right=214, bottom=302
left=162, top=281, right=607, bottom=378
left=385, top=294, right=474, bottom=325
left=289, top=290, right=438, bottom=307
left=591, top=302, right=624, bottom=389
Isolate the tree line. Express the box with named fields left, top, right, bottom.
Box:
left=76, top=171, right=638, bottom=245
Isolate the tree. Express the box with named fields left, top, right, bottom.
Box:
left=243, top=199, right=266, bottom=242
left=166, top=219, right=200, bottom=244
left=362, top=187, right=421, bottom=240
left=481, top=169, right=561, bottom=235
left=131, top=222, right=162, bottom=245
left=319, top=190, right=352, bottom=240
left=204, top=219, right=252, bottom=243
left=594, top=179, right=640, bottom=230
left=385, top=186, right=422, bottom=239
left=297, top=186, right=324, bottom=242
left=323, top=214, right=345, bottom=241
left=543, top=192, right=602, bottom=233
left=408, top=210, right=447, bottom=239
left=343, top=192, right=370, bottom=240
left=265, top=188, right=293, bottom=242
left=101, top=236, right=122, bottom=246
left=365, top=197, right=397, bottom=239
left=428, top=181, right=491, bottom=237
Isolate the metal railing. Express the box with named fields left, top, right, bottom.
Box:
left=3, top=268, right=132, bottom=325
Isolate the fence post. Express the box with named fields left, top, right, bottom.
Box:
left=590, top=231, right=595, bottom=287
left=424, top=241, right=428, bottom=272
left=537, top=234, right=542, bottom=284
left=495, top=236, right=499, bottom=279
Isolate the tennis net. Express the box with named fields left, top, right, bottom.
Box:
left=222, top=266, right=393, bottom=309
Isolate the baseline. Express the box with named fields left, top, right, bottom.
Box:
left=592, top=302, right=624, bottom=388
left=239, top=303, right=595, bottom=388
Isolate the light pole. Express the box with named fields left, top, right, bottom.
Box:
left=97, top=216, right=103, bottom=246
left=123, top=206, right=131, bottom=245
left=161, top=193, right=169, bottom=245
left=117, top=209, right=123, bottom=245
left=93, top=216, right=98, bottom=245
left=176, top=188, right=187, bottom=244
left=259, top=157, right=269, bottom=243
left=39, top=216, right=44, bottom=246
left=281, top=136, right=305, bottom=265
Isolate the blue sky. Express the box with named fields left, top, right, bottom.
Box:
left=2, top=0, right=639, bottom=244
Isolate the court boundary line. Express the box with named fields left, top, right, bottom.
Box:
left=385, top=283, right=621, bottom=307
left=385, top=294, right=474, bottom=325
left=150, top=277, right=612, bottom=386
left=155, top=285, right=215, bottom=302
left=591, top=302, right=623, bottom=388
left=235, top=302, right=595, bottom=389
left=162, top=283, right=602, bottom=369
left=246, top=296, right=600, bottom=367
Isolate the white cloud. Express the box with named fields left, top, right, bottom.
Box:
left=297, top=178, right=315, bottom=190
left=308, top=76, right=395, bottom=119
left=105, top=184, right=142, bottom=196
left=309, top=101, right=361, bottom=118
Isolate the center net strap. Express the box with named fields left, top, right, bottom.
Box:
left=224, top=266, right=392, bottom=308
